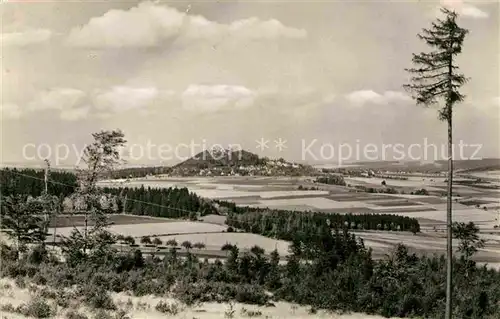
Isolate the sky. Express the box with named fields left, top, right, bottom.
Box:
left=1, top=0, right=499, bottom=167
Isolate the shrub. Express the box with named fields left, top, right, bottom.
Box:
left=21, top=298, right=55, bottom=318
left=241, top=308, right=262, bottom=317
left=123, top=236, right=135, bottom=245
left=221, top=243, right=234, bottom=251
left=166, top=239, right=178, bottom=247
left=0, top=303, right=16, bottom=313
left=15, top=275, right=26, bottom=288
left=93, top=309, right=113, bottom=319
left=66, top=310, right=89, bottom=319
left=152, top=238, right=163, bottom=246
left=155, top=301, right=179, bottom=315
left=114, top=309, right=130, bottom=319
left=56, top=289, right=72, bottom=308
left=181, top=241, right=192, bottom=250
left=38, top=287, right=57, bottom=299
left=414, top=188, right=429, bottom=196
left=84, top=287, right=116, bottom=310
left=235, top=285, right=269, bottom=305
left=135, top=301, right=150, bottom=311
left=140, top=236, right=152, bottom=245
left=28, top=244, right=49, bottom=264
left=193, top=242, right=206, bottom=249
left=224, top=302, right=236, bottom=319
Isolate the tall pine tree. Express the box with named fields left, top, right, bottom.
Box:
left=404, top=8, right=468, bottom=318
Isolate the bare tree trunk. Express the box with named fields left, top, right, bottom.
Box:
left=445, top=111, right=453, bottom=319
left=84, top=211, right=88, bottom=255
left=43, top=160, right=50, bottom=236
left=52, top=201, right=59, bottom=246
left=123, top=195, right=127, bottom=214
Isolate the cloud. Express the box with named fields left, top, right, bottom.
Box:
left=1, top=103, right=22, bottom=119
left=27, top=88, right=90, bottom=120
left=228, top=18, right=306, bottom=39
left=182, top=84, right=255, bottom=113
left=93, top=86, right=159, bottom=112
left=440, top=0, right=489, bottom=19
left=1, top=29, right=52, bottom=47
left=60, top=106, right=90, bottom=121
left=344, top=90, right=411, bottom=106
left=66, top=1, right=306, bottom=48
left=28, top=88, right=87, bottom=111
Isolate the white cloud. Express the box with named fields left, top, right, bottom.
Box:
left=228, top=18, right=306, bottom=39
left=93, top=86, right=159, bottom=112
left=440, top=0, right=489, bottom=19
left=1, top=29, right=52, bottom=47
left=60, top=106, right=90, bottom=121
left=26, top=88, right=90, bottom=120
left=66, top=1, right=306, bottom=48
left=182, top=84, right=255, bottom=113
left=1, top=103, right=22, bottom=119
left=345, top=90, right=411, bottom=106
left=28, top=88, right=86, bottom=111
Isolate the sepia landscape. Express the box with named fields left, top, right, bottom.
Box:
left=1, top=1, right=499, bottom=319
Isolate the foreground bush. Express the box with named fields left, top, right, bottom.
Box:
left=0, top=231, right=498, bottom=318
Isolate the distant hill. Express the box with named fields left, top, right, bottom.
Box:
left=321, top=158, right=500, bottom=174
left=174, top=147, right=265, bottom=169
left=171, top=147, right=317, bottom=176
left=444, top=158, right=500, bottom=172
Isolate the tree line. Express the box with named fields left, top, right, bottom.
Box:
left=315, top=174, right=347, bottom=186
left=102, top=186, right=218, bottom=218
left=218, top=201, right=421, bottom=234
left=111, top=166, right=171, bottom=179
left=0, top=168, right=77, bottom=198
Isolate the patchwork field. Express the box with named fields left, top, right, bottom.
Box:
left=93, top=175, right=500, bottom=264
left=354, top=231, right=500, bottom=262
left=98, top=175, right=499, bottom=227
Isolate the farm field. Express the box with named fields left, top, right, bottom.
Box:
left=156, top=233, right=291, bottom=256
left=99, top=175, right=499, bottom=227
left=49, top=220, right=228, bottom=238
left=48, top=214, right=175, bottom=228
left=468, top=170, right=500, bottom=181
left=94, top=175, right=500, bottom=264
left=354, top=231, right=500, bottom=263
left=47, top=217, right=291, bottom=257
